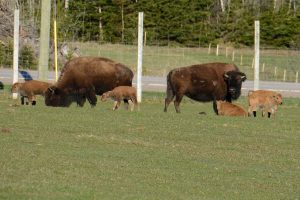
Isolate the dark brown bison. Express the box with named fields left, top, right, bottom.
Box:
left=164, top=63, right=246, bottom=113
left=45, top=57, right=133, bottom=107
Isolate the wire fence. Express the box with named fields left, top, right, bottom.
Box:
left=65, top=42, right=299, bottom=83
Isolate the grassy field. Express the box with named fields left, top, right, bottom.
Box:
left=0, top=88, right=300, bottom=199
left=68, top=42, right=300, bottom=82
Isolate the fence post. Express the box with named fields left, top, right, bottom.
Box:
left=283, top=69, right=286, bottom=81
left=262, top=63, right=265, bottom=72
left=274, top=67, right=277, bottom=78
left=216, top=44, right=219, bottom=56
left=225, top=47, right=228, bottom=57
left=208, top=43, right=211, bottom=54
left=232, top=51, right=235, bottom=61
left=12, top=6, right=19, bottom=99
left=254, top=20, right=260, bottom=90
left=296, top=71, right=298, bottom=83
left=137, top=12, right=144, bottom=103
left=240, top=55, right=243, bottom=66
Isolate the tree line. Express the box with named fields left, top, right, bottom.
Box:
left=17, top=0, right=300, bottom=48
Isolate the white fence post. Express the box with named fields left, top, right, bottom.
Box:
left=208, top=43, right=211, bottom=54
left=216, top=44, right=219, bottom=56
left=283, top=69, right=286, bottom=81
left=12, top=7, right=19, bottom=99
left=295, top=71, right=298, bottom=83
left=254, top=20, right=260, bottom=90
left=232, top=51, right=235, bottom=61
left=137, top=12, right=144, bottom=103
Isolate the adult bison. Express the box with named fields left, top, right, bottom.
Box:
left=164, top=63, right=246, bottom=113
left=45, top=57, right=133, bottom=107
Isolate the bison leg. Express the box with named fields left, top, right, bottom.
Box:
left=123, top=99, right=129, bottom=110
left=21, top=96, right=25, bottom=105
left=113, top=101, right=121, bottom=110
left=164, top=94, right=175, bottom=113
left=86, top=89, right=97, bottom=107
left=164, top=83, right=175, bottom=112
left=174, top=94, right=184, bottom=113
left=212, top=96, right=218, bottom=115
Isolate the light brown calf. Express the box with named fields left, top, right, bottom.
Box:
left=216, top=101, right=247, bottom=117
left=11, top=80, right=52, bottom=105
left=248, top=90, right=283, bottom=118
left=101, top=86, right=137, bottom=111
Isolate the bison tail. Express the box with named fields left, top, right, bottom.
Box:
left=165, top=71, right=175, bottom=101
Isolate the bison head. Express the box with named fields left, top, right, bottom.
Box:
left=11, top=83, right=21, bottom=93
left=45, top=86, right=72, bottom=107
left=224, top=71, right=246, bottom=100
left=45, top=86, right=87, bottom=107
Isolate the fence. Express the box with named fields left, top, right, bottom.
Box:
left=65, top=42, right=299, bottom=83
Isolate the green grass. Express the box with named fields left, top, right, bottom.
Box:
left=0, top=90, right=300, bottom=199
left=69, top=43, right=300, bottom=82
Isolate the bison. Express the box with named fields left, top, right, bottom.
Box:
left=101, top=86, right=137, bottom=111
left=11, top=80, right=52, bottom=105
left=248, top=90, right=283, bottom=118
left=45, top=57, right=133, bottom=107
left=164, top=63, right=246, bottom=113
left=216, top=100, right=248, bottom=117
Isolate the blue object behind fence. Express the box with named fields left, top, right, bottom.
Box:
left=19, top=70, right=33, bottom=81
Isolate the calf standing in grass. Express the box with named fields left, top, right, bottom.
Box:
left=216, top=100, right=248, bottom=117
left=101, top=86, right=137, bottom=111
left=11, top=80, right=52, bottom=105
left=248, top=90, right=283, bottom=118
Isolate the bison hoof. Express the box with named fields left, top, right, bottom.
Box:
left=32, top=101, right=36, bottom=106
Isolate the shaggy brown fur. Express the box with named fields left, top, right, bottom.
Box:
left=164, top=63, right=246, bottom=113
left=45, top=57, right=133, bottom=107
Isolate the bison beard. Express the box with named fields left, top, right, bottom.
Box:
left=164, top=63, right=246, bottom=113
left=44, top=57, right=133, bottom=107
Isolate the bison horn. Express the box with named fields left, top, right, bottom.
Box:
left=241, top=75, right=246, bottom=81
left=48, top=87, right=55, bottom=94
left=224, top=73, right=229, bottom=79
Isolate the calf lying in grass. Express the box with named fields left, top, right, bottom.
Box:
left=248, top=90, right=283, bottom=118
left=101, top=86, right=137, bottom=111
left=11, top=80, right=52, bottom=105
left=216, top=100, right=248, bottom=117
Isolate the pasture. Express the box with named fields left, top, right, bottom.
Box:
left=0, top=88, right=299, bottom=199
left=67, top=42, right=300, bottom=82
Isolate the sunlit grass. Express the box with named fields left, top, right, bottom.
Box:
left=0, top=89, right=300, bottom=199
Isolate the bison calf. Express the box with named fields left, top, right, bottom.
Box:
left=248, top=90, right=283, bottom=118
left=11, top=80, right=52, bottom=105
left=101, top=86, right=137, bottom=111
left=216, top=101, right=247, bottom=117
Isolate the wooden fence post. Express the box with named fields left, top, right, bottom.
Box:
left=283, top=69, right=286, bottom=81
left=240, top=55, right=243, bottom=66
